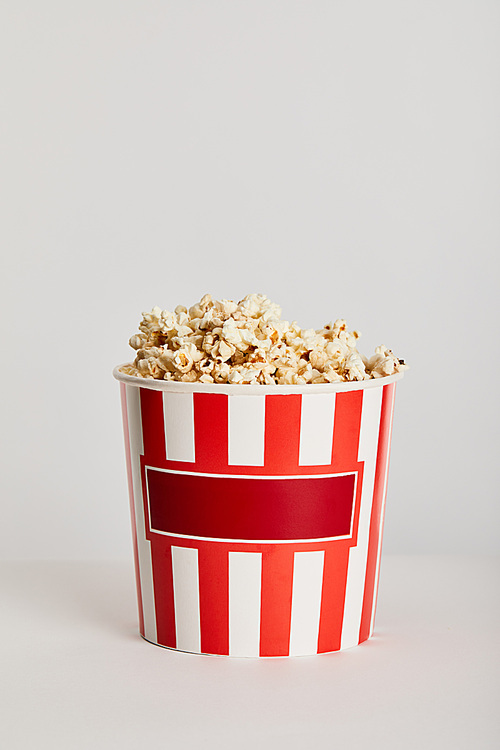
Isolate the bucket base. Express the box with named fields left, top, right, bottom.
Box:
left=139, top=632, right=372, bottom=658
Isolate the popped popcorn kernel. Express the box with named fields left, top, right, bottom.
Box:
left=121, top=294, right=408, bottom=384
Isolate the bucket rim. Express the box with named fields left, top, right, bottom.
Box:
left=113, top=364, right=405, bottom=395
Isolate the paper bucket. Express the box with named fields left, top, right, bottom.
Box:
left=113, top=366, right=404, bottom=657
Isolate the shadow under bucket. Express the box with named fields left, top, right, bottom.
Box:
left=114, top=367, right=404, bottom=657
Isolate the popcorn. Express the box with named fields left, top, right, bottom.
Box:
left=121, top=294, right=408, bottom=384
left=364, top=346, right=404, bottom=378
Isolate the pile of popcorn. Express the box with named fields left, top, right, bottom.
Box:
left=120, top=293, right=408, bottom=385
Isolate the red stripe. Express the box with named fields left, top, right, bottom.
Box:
left=140, top=388, right=166, bottom=466
left=331, top=390, right=364, bottom=469
left=150, top=538, right=176, bottom=649
left=193, top=393, right=228, bottom=472
left=198, top=543, right=229, bottom=655
left=317, top=389, right=364, bottom=651
left=330, top=390, right=364, bottom=545
left=358, top=383, right=396, bottom=643
left=120, top=384, right=145, bottom=637
left=259, top=546, right=295, bottom=656
left=264, top=394, right=302, bottom=473
left=317, top=542, right=350, bottom=653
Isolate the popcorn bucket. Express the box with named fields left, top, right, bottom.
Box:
left=113, top=366, right=404, bottom=657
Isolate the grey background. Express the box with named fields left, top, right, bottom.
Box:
left=1, top=0, right=499, bottom=560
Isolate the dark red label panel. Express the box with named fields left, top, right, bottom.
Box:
left=146, top=469, right=356, bottom=541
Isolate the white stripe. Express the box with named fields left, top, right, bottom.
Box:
left=126, top=385, right=157, bottom=643
left=229, top=552, right=262, bottom=657
left=299, top=393, right=335, bottom=466
left=171, top=546, right=201, bottom=653
left=163, top=392, right=195, bottom=462
left=289, top=550, right=325, bottom=656
left=340, top=386, right=383, bottom=650
left=369, top=385, right=396, bottom=638
left=228, top=395, right=265, bottom=466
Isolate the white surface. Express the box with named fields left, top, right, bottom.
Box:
left=163, top=392, right=195, bottom=463
left=125, top=384, right=157, bottom=643
left=289, top=550, right=325, bottom=656
left=171, top=545, right=201, bottom=653
left=228, top=394, right=266, bottom=467
left=229, top=551, right=262, bottom=657
left=1, top=555, right=498, bottom=749
left=298, top=393, right=336, bottom=466
left=1, top=0, right=499, bottom=560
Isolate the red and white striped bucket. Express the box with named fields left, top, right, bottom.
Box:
left=114, top=366, right=404, bottom=657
